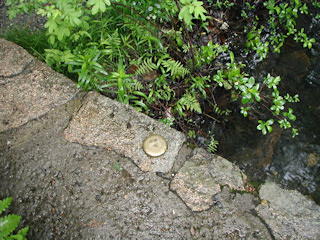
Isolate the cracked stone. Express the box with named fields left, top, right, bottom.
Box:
left=0, top=38, right=34, bottom=80
left=0, top=39, right=80, bottom=132
left=64, top=91, right=186, bottom=173
left=256, top=182, right=320, bottom=240
left=170, top=148, right=247, bottom=211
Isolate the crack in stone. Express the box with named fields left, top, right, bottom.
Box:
left=250, top=209, right=275, bottom=240
left=0, top=58, right=34, bottom=83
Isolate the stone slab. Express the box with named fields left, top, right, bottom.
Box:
left=0, top=39, right=80, bottom=132
left=0, top=99, right=271, bottom=239
left=0, top=38, right=34, bottom=79
left=256, top=182, right=320, bottom=240
left=64, top=91, right=186, bottom=173
left=170, top=148, right=247, bottom=211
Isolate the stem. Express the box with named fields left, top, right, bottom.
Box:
left=174, top=0, right=196, bottom=73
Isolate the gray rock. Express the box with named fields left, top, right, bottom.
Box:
left=0, top=38, right=80, bottom=132
left=0, top=38, right=34, bottom=79
left=256, top=182, right=320, bottom=240
left=0, top=90, right=271, bottom=239
left=64, top=91, right=186, bottom=173
left=170, top=148, right=247, bottom=211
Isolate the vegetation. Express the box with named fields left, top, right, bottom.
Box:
left=0, top=197, right=29, bottom=240
left=4, top=0, right=319, bottom=149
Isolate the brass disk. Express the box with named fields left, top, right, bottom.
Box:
left=143, top=135, right=167, bottom=157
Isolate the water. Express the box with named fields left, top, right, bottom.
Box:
left=202, top=15, right=320, bottom=204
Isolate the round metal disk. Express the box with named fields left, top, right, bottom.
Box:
left=143, top=135, right=167, bottom=157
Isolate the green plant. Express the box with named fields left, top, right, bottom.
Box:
left=178, top=0, right=208, bottom=25
left=208, top=0, right=234, bottom=9
left=246, top=27, right=270, bottom=60
left=242, top=0, right=317, bottom=55
left=5, top=0, right=319, bottom=144
left=0, top=197, right=29, bottom=240
left=257, top=119, right=274, bottom=135
left=175, top=92, right=202, bottom=116
left=159, top=117, right=175, bottom=127
left=0, top=28, right=50, bottom=60
left=112, top=162, right=122, bottom=172
left=212, top=104, right=231, bottom=116
left=188, top=129, right=196, bottom=139
left=207, top=133, right=219, bottom=153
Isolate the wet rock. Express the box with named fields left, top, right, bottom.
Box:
left=171, top=143, right=193, bottom=173
left=170, top=148, right=247, bottom=211
left=256, top=182, right=320, bottom=240
left=0, top=39, right=80, bottom=132
left=0, top=38, right=34, bottom=79
left=64, top=92, right=186, bottom=173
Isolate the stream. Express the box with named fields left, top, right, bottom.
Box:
left=202, top=13, right=320, bottom=204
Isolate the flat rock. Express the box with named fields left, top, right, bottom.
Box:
left=0, top=39, right=80, bottom=132
left=0, top=38, right=34, bottom=79
left=170, top=148, right=247, bottom=211
left=64, top=91, right=186, bottom=173
left=256, top=182, right=320, bottom=240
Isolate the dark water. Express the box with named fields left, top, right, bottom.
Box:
left=204, top=15, right=320, bottom=203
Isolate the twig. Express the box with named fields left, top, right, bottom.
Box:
left=203, top=112, right=220, bottom=122
left=22, top=14, right=36, bottom=30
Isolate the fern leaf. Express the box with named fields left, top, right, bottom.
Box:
left=182, top=43, right=190, bottom=53
left=135, top=57, right=157, bottom=76
left=101, top=29, right=121, bottom=59
left=161, top=59, right=189, bottom=79
left=16, top=226, right=29, bottom=237
left=132, top=79, right=144, bottom=91
left=0, top=197, right=12, bottom=215
left=213, top=104, right=231, bottom=116
left=176, top=93, right=202, bottom=115
left=207, top=135, right=219, bottom=153
left=0, top=214, right=21, bottom=237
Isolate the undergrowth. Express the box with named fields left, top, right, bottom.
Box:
left=4, top=0, right=320, bottom=149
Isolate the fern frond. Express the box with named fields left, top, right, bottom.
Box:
left=161, top=59, right=189, bottom=79
left=155, top=88, right=173, bottom=101
left=213, top=104, right=231, bottom=116
left=132, top=79, right=144, bottom=91
left=0, top=197, right=12, bottom=215
left=175, top=93, right=202, bottom=116
left=0, top=214, right=21, bottom=237
left=136, top=57, right=157, bottom=76
left=182, top=43, right=190, bottom=53
left=101, top=29, right=121, bottom=59
left=16, top=226, right=29, bottom=238
left=207, top=134, right=219, bottom=153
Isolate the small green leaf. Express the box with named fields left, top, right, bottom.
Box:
left=223, top=81, right=232, bottom=90
left=0, top=198, right=12, bottom=214
left=262, top=128, right=267, bottom=135
left=247, top=77, right=255, bottom=88
left=242, top=93, right=252, bottom=104
left=266, top=119, right=274, bottom=125
left=229, top=51, right=234, bottom=63
left=179, top=6, right=192, bottom=24
left=87, top=0, right=110, bottom=15
left=266, top=125, right=273, bottom=133
left=0, top=214, right=21, bottom=237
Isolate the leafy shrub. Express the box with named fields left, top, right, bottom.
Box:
left=4, top=0, right=319, bottom=143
